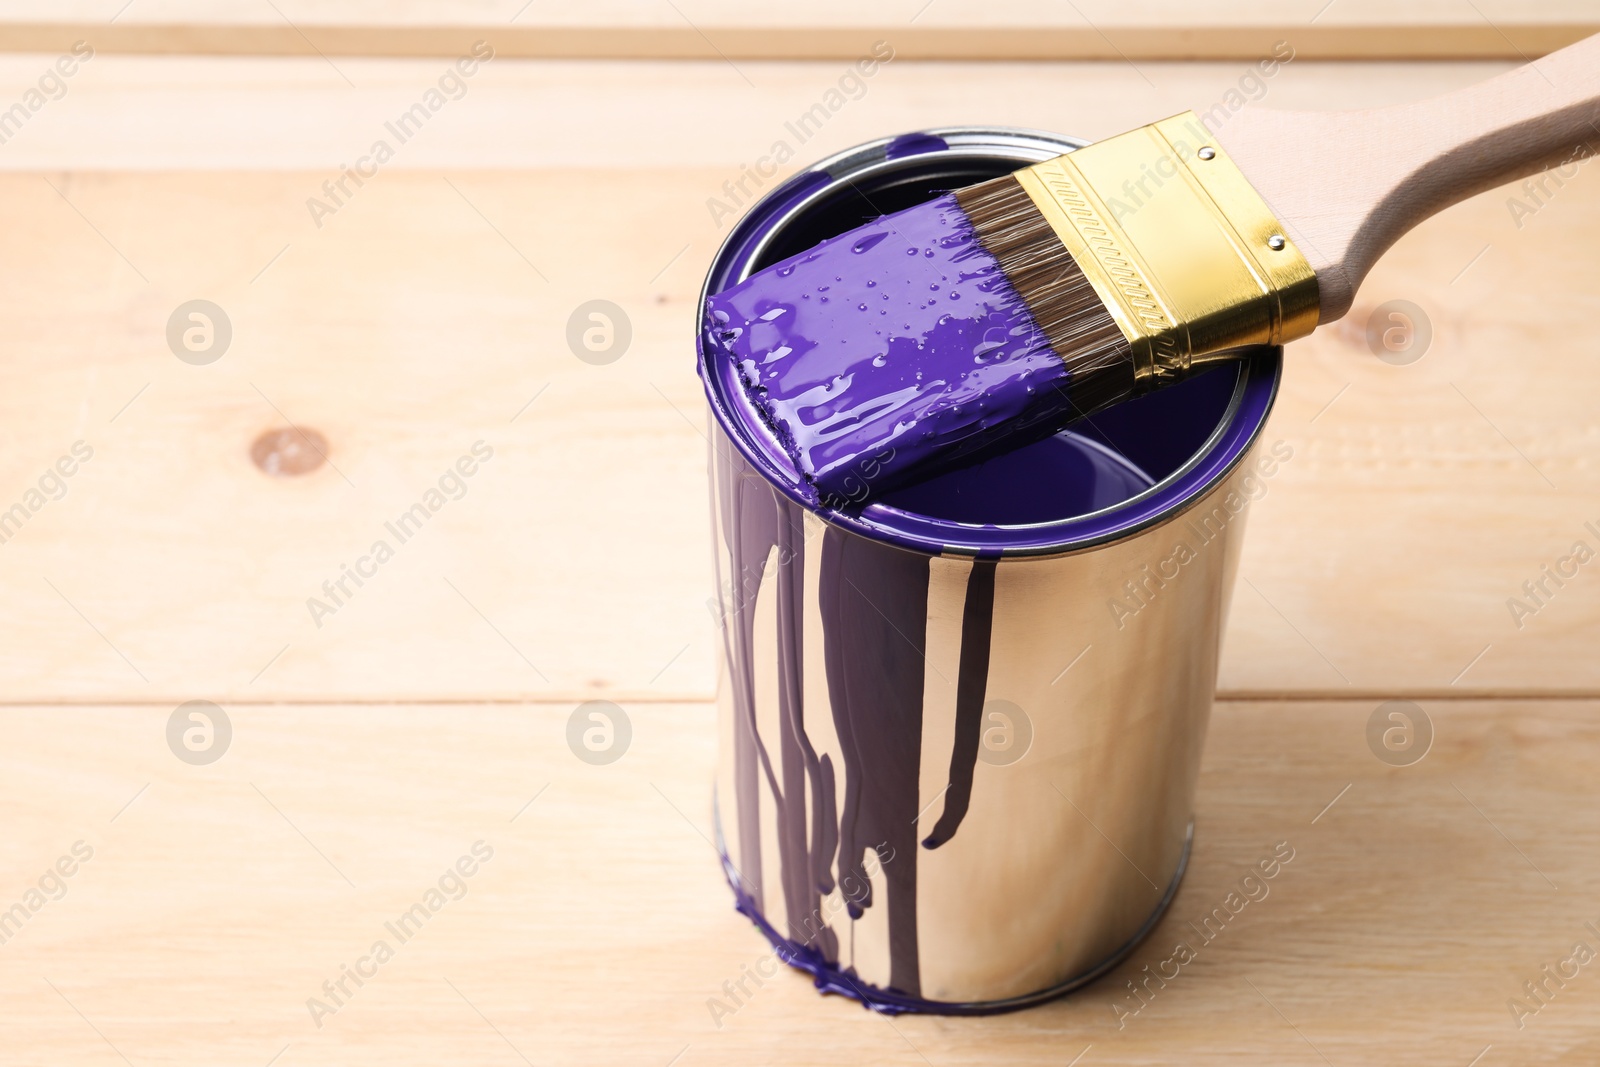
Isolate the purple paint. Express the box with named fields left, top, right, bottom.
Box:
left=701, top=128, right=1284, bottom=1014
left=699, top=132, right=1283, bottom=556
left=713, top=445, right=835, bottom=951
left=884, top=132, right=949, bottom=159
left=705, top=194, right=1070, bottom=504
left=922, top=559, right=994, bottom=850
left=819, top=524, right=929, bottom=992
left=714, top=441, right=977, bottom=1002
left=720, top=833, right=1190, bottom=1016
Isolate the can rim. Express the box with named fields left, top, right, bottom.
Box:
left=697, top=126, right=1282, bottom=559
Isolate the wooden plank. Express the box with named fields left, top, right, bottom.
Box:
left=0, top=0, right=1589, bottom=60
left=1222, top=176, right=1600, bottom=698
left=0, top=23, right=1591, bottom=62
left=0, top=55, right=1521, bottom=172
left=0, top=57, right=1594, bottom=704
left=0, top=699, right=1593, bottom=1063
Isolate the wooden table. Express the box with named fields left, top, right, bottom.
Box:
left=1, top=8, right=1598, bottom=1064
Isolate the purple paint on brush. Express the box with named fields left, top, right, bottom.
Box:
left=704, top=194, right=1067, bottom=504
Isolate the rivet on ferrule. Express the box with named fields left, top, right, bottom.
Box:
left=1011, top=111, right=1321, bottom=381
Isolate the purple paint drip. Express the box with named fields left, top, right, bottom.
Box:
left=704, top=194, right=1068, bottom=504
left=702, top=128, right=1285, bottom=1014
left=718, top=826, right=1193, bottom=1016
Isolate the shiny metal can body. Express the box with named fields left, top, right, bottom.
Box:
left=698, top=128, right=1284, bottom=1013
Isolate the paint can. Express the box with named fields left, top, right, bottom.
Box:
left=698, top=128, right=1284, bottom=1013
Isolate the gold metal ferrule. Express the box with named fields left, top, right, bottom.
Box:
left=1012, top=111, right=1319, bottom=384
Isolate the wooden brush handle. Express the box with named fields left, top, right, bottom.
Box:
left=1211, top=33, right=1600, bottom=321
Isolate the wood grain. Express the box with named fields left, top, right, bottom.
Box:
left=0, top=153, right=1596, bottom=704
left=1218, top=32, right=1600, bottom=318
left=0, top=0, right=1590, bottom=59
left=0, top=55, right=1521, bottom=172
left=0, top=699, right=1594, bottom=1065
left=0, top=43, right=1594, bottom=1067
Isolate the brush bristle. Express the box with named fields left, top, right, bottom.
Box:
left=954, top=174, right=1136, bottom=418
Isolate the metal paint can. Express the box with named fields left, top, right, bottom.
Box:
left=698, top=128, right=1283, bottom=1013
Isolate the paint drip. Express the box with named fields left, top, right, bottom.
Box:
left=715, top=443, right=997, bottom=1002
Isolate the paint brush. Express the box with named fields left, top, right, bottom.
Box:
left=705, top=35, right=1600, bottom=505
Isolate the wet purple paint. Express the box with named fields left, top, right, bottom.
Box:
left=714, top=441, right=962, bottom=1002
left=705, top=194, right=1070, bottom=504
left=701, top=128, right=1284, bottom=1014
left=884, top=132, right=949, bottom=159
left=699, top=129, right=1281, bottom=557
